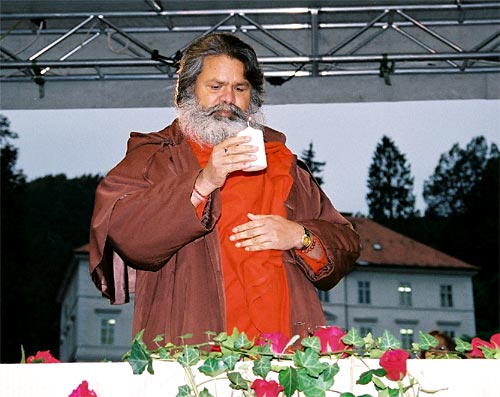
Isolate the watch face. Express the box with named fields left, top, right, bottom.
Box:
left=302, top=233, right=312, bottom=248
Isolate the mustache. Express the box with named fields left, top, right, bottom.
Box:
left=205, top=103, right=248, bottom=121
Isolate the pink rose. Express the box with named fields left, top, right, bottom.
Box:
left=379, top=349, right=409, bottom=381
left=26, top=350, right=60, bottom=363
left=469, top=333, right=500, bottom=358
left=257, top=332, right=289, bottom=354
left=313, top=326, right=347, bottom=355
left=251, top=379, right=284, bottom=397
left=68, top=381, right=98, bottom=397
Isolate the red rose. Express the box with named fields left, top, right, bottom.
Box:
left=257, top=332, right=289, bottom=354
left=68, top=380, right=98, bottom=397
left=26, top=350, right=60, bottom=363
left=313, top=326, right=347, bottom=355
left=470, top=333, right=500, bottom=358
left=251, top=379, right=284, bottom=397
left=379, top=349, right=409, bottom=381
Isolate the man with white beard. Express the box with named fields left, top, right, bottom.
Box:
left=89, top=33, right=360, bottom=348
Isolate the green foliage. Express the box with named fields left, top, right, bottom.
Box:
left=300, top=141, right=326, bottom=186
left=366, top=135, right=416, bottom=221
left=122, top=327, right=496, bottom=397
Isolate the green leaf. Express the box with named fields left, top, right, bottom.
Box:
left=481, top=346, right=500, bottom=359
left=127, top=339, right=154, bottom=375
left=343, top=328, right=365, bottom=348
left=301, top=336, right=321, bottom=352
left=198, top=356, right=228, bottom=377
left=368, top=348, right=384, bottom=359
left=372, top=377, right=386, bottom=390
left=279, top=366, right=298, bottom=397
left=199, top=388, right=215, bottom=397
left=222, top=353, right=241, bottom=371
left=152, top=334, right=164, bottom=344
left=227, top=371, right=249, bottom=390
left=357, top=370, right=374, bottom=385
left=317, top=363, right=339, bottom=390
left=177, top=346, right=200, bottom=368
left=175, top=384, right=192, bottom=397
left=339, top=393, right=356, bottom=397
left=212, top=331, right=228, bottom=343
left=294, top=349, right=326, bottom=377
left=379, top=330, right=401, bottom=350
left=296, top=367, right=316, bottom=391
left=234, top=331, right=253, bottom=350
left=454, top=338, right=472, bottom=353
left=157, top=346, right=171, bottom=360
left=252, top=355, right=272, bottom=378
left=418, top=331, right=439, bottom=350
left=387, top=387, right=400, bottom=397
left=302, top=385, right=326, bottom=397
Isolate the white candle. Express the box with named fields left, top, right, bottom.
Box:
left=237, top=126, right=267, bottom=172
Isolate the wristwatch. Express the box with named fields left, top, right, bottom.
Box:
left=300, top=227, right=312, bottom=250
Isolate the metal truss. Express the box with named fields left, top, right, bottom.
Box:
left=1, top=2, right=499, bottom=87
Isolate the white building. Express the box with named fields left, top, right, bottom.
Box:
left=58, top=216, right=477, bottom=362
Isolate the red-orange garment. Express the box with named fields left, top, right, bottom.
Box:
left=189, top=138, right=293, bottom=340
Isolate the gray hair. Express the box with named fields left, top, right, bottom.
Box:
left=175, top=33, right=265, bottom=110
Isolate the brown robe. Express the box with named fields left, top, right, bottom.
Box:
left=89, top=120, right=360, bottom=346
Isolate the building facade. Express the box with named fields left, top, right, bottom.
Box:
left=58, top=217, right=477, bottom=362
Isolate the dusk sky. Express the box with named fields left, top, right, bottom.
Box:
left=3, top=98, right=499, bottom=214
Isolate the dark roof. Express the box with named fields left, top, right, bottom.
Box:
left=347, top=216, right=478, bottom=271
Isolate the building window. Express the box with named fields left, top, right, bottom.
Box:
left=398, top=282, right=412, bottom=306
left=440, top=285, right=453, bottom=307
left=318, top=289, right=330, bottom=303
left=100, top=318, right=116, bottom=345
left=400, top=328, right=414, bottom=350
left=358, top=281, right=371, bottom=304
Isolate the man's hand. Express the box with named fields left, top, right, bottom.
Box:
left=195, top=135, right=258, bottom=195
left=229, top=213, right=303, bottom=251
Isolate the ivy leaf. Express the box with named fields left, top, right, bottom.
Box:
left=175, top=384, right=191, bottom=397
left=368, top=348, right=384, bottom=359
left=152, top=334, right=164, bottom=344
left=127, top=338, right=154, bottom=375
left=294, top=349, right=326, bottom=377
left=227, top=371, right=249, bottom=390
left=177, top=346, right=200, bottom=368
left=301, top=336, right=321, bottom=352
left=222, top=353, right=241, bottom=371
left=253, top=355, right=272, bottom=378
left=418, top=331, right=439, bottom=350
left=198, top=356, right=228, bottom=377
left=342, top=328, right=365, bottom=348
left=379, top=330, right=401, bottom=350
left=296, top=367, right=316, bottom=392
left=157, top=346, right=171, bottom=360
left=481, top=346, right=500, bottom=359
left=212, top=331, right=228, bottom=343
left=317, top=363, right=339, bottom=390
left=340, top=393, right=356, bottom=397
left=302, top=384, right=326, bottom=397
left=454, top=338, right=472, bottom=353
left=279, top=366, right=298, bottom=397
left=199, top=388, right=215, bottom=397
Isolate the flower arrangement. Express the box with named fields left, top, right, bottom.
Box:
left=123, top=326, right=500, bottom=397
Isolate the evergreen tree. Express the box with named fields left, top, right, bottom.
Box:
left=423, top=136, right=499, bottom=217
left=366, top=135, right=416, bottom=221
left=300, top=141, right=326, bottom=186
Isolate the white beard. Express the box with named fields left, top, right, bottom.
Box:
left=177, top=97, right=265, bottom=146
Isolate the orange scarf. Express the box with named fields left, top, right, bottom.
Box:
left=189, top=138, right=294, bottom=340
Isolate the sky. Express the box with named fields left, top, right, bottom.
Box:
left=2, top=99, right=499, bottom=214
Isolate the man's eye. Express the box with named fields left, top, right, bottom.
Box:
left=236, top=86, right=248, bottom=92
left=210, top=85, right=220, bottom=90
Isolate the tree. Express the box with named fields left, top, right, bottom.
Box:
left=422, top=136, right=499, bottom=338
left=423, top=136, right=499, bottom=217
left=300, top=141, right=326, bottom=186
left=0, top=114, right=27, bottom=362
left=366, top=135, right=416, bottom=221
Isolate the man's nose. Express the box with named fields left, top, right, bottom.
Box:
left=219, top=86, right=235, bottom=104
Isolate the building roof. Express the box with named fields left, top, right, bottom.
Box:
left=347, top=216, right=478, bottom=271
left=74, top=216, right=478, bottom=271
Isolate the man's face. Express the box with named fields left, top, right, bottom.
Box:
left=194, top=55, right=252, bottom=117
